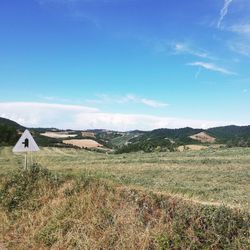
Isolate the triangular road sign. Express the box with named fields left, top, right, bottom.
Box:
left=13, top=129, right=40, bottom=153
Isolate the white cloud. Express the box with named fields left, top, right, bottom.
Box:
left=227, top=23, right=250, bottom=57
left=36, top=0, right=101, bottom=27
left=188, top=61, right=236, bottom=75
left=123, top=95, right=168, bottom=108
left=0, top=102, right=98, bottom=112
left=228, top=40, right=250, bottom=57
left=173, top=42, right=212, bottom=59
left=218, top=0, right=234, bottom=28
left=87, top=94, right=168, bottom=108
left=0, top=102, right=235, bottom=131
left=195, top=67, right=202, bottom=79
left=230, top=24, right=250, bottom=36
left=227, top=22, right=250, bottom=57
left=0, top=102, right=98, bottom=128
left=140, top=98, right=167, bottom=108
left=151, top=40, right=215, bottom=60
left=75, top=113, right=232, bottom=131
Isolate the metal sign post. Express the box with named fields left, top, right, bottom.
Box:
left=13, top=129, right=40, bottom=170
left=25, top=152, right=27, bottom=170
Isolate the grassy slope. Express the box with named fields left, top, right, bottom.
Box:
left=0, top=167, right=249, bottom=249
left=208, top=125, right=250, bottom=139
left=0, top=118, right=23, bottom=146
left=109, top=132, right=144, bottom=148
left=1, top=146, right=250, bottom=211
left=2, top=116, right=250, bottom=150
left=0, top=117, right=24, bottom=129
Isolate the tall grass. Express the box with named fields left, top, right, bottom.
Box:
left=2, top=146, right=250, bottom=210
left=0, top=166, right=249, bottom=249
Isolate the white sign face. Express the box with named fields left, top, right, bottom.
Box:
left=13, top=129, right=40, bottom=153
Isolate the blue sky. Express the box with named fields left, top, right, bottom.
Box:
left=0, top=0, right=250, bottom=130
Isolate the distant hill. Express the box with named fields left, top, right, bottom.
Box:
left=114, top=126, right=250, bottom=153
left=115, top=127, right=204, bottom=153
left=0, top=117, right=24, bottom=129
left=208, top=125, right=250, bottom=139
left=132, top=127, right=204, bottom=144
left=207, top=125, right=250, bottom=147
left=0, top=118, right=24, bottom=146
left=1, top=117, right=250, bottom=151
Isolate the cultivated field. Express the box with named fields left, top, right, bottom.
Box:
left=40, top=131, right=77, bottom=138
left=1, top=146, right=250, bottom=211
left=190, top=132, right=216, bottom=143
left=62, top=139, right=103, bottom=149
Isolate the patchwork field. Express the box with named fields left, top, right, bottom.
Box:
left=1, top=146, right=250, bottom=211
left=190, top=132, right=216, bottom=143
left=41, top=131, right=77, bottom=138
left=62, top=139, right=103, bottom=148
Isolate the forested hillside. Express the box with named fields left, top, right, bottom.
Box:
left=207, top=125, right=250, bottom=147
left=1, top=117, right=250, bottom=151
left=0, top=118, right=24, bottom=146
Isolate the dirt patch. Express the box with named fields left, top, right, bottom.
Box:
left=178, top=145, right=208, bottom=152
left=41, top=132, right=77, bottom=139
left=63, top=139, right=103, bottom=149
left=81, top=131, right=95, bottom=138
left=190, top=132, right=216, bottom=143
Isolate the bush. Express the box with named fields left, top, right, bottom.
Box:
left=0, top=164, right=61, bottom=212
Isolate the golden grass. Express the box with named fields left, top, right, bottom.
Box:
left=1, top=146, right=250, bottom=211
left=0, top=168, right=249, bottom=249
left=62, top=139, right=103, bottom=149
left=40, top=132, right=77, bottom=138
left=189, top=132, right=216, bottom=143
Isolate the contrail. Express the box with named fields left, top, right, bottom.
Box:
left=195, top=67, right=202, bottom=79
left=217, top=0, right=233, bottom=28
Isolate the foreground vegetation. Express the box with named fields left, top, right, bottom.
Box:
left=1, top=146, right=250, bottom=211
left=0, top=166, right=249, bottom=249
left=1, top=146, right=250, bottom=248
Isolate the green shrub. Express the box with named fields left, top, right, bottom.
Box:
left=0, top=164, right=61, bottom=212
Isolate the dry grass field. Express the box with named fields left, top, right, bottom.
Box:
left=40, top=132, right=77, bottom=138
left=1, top=146, right=250, bottom=211
left=189, top=132, right=216, bottom=143
left=62, top=139, right=103, bottom=148
left=0, top=146, right=250, bottom=249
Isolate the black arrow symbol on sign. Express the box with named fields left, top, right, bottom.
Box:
left=22, top=138, right=29, bottom=148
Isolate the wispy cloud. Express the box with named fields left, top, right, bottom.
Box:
left=87, top=94, right=168, bottom=108
left=230, top=24, right=250, bottom=36
left=217, top=0, right=234, bottom=28
left=216, top=0, right=250, bottom=58
left=0, top=102, right=98, bottom=128
left=228, top=40, right=250, bottom=57
left=37, top=0, right=127, bottom=5
left=173, top=42, right=213, bottom=59
left=227, top=23, right=250, bottom=56
left=36, top=0, right=101, bottom=27
left=0, top=102, right=234, bottom=131
left=188, top=61, right=236, bottom=75
left=150, top=40, right=215, bottom=60
left=139, top=98, right=167, bottom=108
left=195, top=67, right=202, bottom=79
left=38, top=95, right=73, bottom=103
left=223, top=20, right=250, bottom=57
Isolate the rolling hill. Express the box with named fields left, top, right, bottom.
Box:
left=0, top=118, right=24, bottom=146
left=1, top=117, right=250, bottom=151
left=207, top=125, right=250, bottom=146
left=0, top=117, right=24, bottom=129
